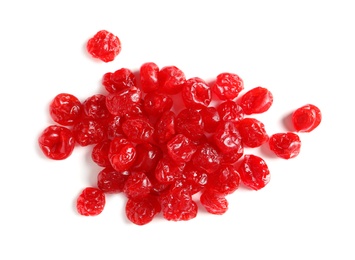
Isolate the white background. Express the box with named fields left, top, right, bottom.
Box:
left=1, top=0, right=354, bottom=259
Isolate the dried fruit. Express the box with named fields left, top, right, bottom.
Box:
left=87, top=30, right=121, bottom=62
left=77, top=187, right=106, bottom=216
left=269, top=132, right=301, bottom=159
left=38, top=125, right=75, bottom=160
left=49, top=93, right=82, bottom=126
left=237, top=118, right=269, bottom=148
left=239, top=86, right=273, bottom=115
left=200, top=190, right=228, bottom=215
left=292, top=104, right=321, bottom=132
left=238, top=154, right=270, bottom=190
left=212, top=72, right=244, bottom=100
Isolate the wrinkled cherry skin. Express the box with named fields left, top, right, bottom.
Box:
left=200, top=106, right=220, bottom=133
left=49, top=93, right=82, bottom=126
left=238, top=154, right=270, bottom=190
left=212, top=72, right=244, bottom=100
left=125, top=196, right=161, bottom=225
left=108, top=137, right=136, bottom=171
left=83, top=94, right=110, bottom=120
left=181, top=77, right=212, bottom=109
left=154, top=111, right=176, bottom=144
left=239, top=86, right=273, bottom=115
left=192, top=142, right=220, bottom=174
left=213, top=121, right=243, bottom=154
left=76, top=187, right=106, bottom=216
left=91, top=140, right=111, bottom=167
left=38, top=125, right=75, bottom=160
left=121, top=116, right=154, bottom=144
left=143, top=91, right=173, bottom=117
left=292, top=104, right=321, bottom=132
left=86, top=30, right=121, bottom=62
left=72, top=119, right=105, bottom=146
left=102, top=68, right=136, bottom=94
left=200, top=190, right=228, bottom=215
left=158, top=66, right=186, bottom=95
left=167, top=134, right=197, bottom=163
left=140, top=62, right=159, bottom=93
left=237, top=118, right=269, bottom=148
left=175, top=108, right=204, bottom=141
left=105, top=87, right=142, bottom=117
left=217, top=100, right=244, bottom=122
left=131, top=143, right=163, bottom=173
left=207, top=165, right=240, bottom=195
left=123, top=171, right=153, bottom=199
left=97, top=167, right=127, bottom=193
left=269, top=132, right=301, bottom=159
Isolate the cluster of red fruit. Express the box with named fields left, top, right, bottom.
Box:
left=38, top=30, right=321, bottom=225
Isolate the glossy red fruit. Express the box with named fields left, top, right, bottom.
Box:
left=217, top=100, right=244, bottom=122
left=160, top=186, right=198, bottom=221
left=155, top=156, right=185, bottom=184
left=49, top=93, right=82, bottom=126
left=239, top=86, right=273, bottom=115
left=38, top=125, right=75, bottom=160
left=105, top=87, right=142, bottom=117
left=292, top=104, right=321, bottom=132
left=199, top=106, right=220, bottom=133
left=86, top=30, right=121, bottom=62
left=97, top=167, right=127, bottom=193
left=181, top=77, right=212, bottom=109
left=123, top=172, right=153, bottom=199
left=76, top=187, right=106, bottom=216
left=131, top=143, right=162, bottom=173
left=192, top=142, right=220, bottom=174
left=72, top=118, right=105, bottom=146
left=167, top=134, right=197, bottom=163
left=154, top=111, right=176, bottom=144
left=213, top=121, right=243, bottom=154
left=207, top=165, right=240, bottom=195
left=106, top=115, right=123, bottom=140
left=269, top=132, right=301, bottom=159
left=212, top=72, right=244, bottom=100
left=200, top=190, right=228, bottom=215
left=237, top=117, right=269, bottom=148
left=158, top=66, right=186, bottom=95
left=143, top=91, right=173, bottom=117
left=140, top=62, right=159, bottom=93
left=82, top=94, right=110, bottom=120
left=91, top=140, right=111, bottom=167
left=238, top=154, right=270, bottom=190
left=121, top=116, right=154, bottom=144
left=108, top=137, right=136, bottom=171
left=125, top=196, right=161, bottom=225
left=175, top=108, right=204, bottom=141
left=181, top=162, right=208, bottom=195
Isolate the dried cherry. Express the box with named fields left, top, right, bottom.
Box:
left=87, top=30, right=121, bottom=62
left=292, top=104, right=321, bottom=132
left=77, top=187, right=106, bottom=216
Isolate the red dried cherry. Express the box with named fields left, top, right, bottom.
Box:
left=237, top=117, right=269, bottom=148
left=123, top=171, right=153, bottom=199
left=217, top=100, right=244, bottom=122
left=143, top=91, right=173, bottom=117
left=167, top=134, right=197, bottom=163
left=72, top=118, right=105, bottom=146
left=207, top=164, right=240, bottom=195
left=238, top=154, right=270, bottom=190
left=125, top=196, right=161, bottom=225
left=108, top=137, right=136, bottom=171
left=213, top=121, right=243, bottom=154
left=105, top=87, right=142, bottom=117
left=77, top=187, right=106, bottom=216
left=91, top=140, right=111, bottom=167
left=86, top=30, right=121, bottom=62
left=49, top=93, right=82, bottom=126
left=191, top=142, right=220, bottom=174
left=97, top=167, right=127, bottom=193
left=158, top=65, right=186, bottom=95
left=212, top=72, right=244, bottom=100
left=292, top=104, right=321, bottom=132
left=181, top=77, right=212, bottom=109
left=107, top=68, right=136, bottom=93
left=200, top=190, right=228, bottom=215
left=82, top=94, right=110, bottom=120
left=269, top=132, right=301, bottom=159
left=121, top=116, right=154, bottom=144
left=199, top=106, right=220, bottom=133
left=175, top=108, right=204, bottom=141
left=154, top=111, right=176, bottom=144
left=239, top=86, right=273, bottom=115
left=38, top=125, right=75, bottom=160
left=140, top=62, right=159, bottom=93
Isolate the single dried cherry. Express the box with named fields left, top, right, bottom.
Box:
left=269, top=132, right=301, bottom=159
left=212, top=72, right=244, bottom=100
left=125, top=196, right=161, bottom=225
left=140, top=62, right=159, bottom=93
left=108, top=137, right=136, bottom=171
left=181, top=77, right=212, bottom=109
left=292, top=104, right=321, bottom=132
left=97, top=166, right=127, bottom=193
left=238, top=154, right=270, bottom=190
left=87, top=30, right=121, bottom=62
left=239, top=86, right=273, bottom=115
left=77, top=187, right=106, bottom=216
left=200, top=190, right=228, bottom=215
left=158, top=65, right=186, bottom=95
left=49, top=93, right=82, bottom=126
left=237, top=117, right=269, bottom=148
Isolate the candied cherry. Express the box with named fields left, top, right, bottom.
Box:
left=269, top=132, right=301, bottom=159
left=213, top=121, right=243, bottom=154
left=207, top=164, right=240, bottom=195
left=292, top=104, right=321, bottom=132
left=49, top=93, right=82, bottom=126
left=97, top=166, right=127, bottom=193
left=167, top=134, right=197, bottom=163
left=38, top=125, right=75, bottom=160
left=108, top=137, right=136, bottom=171
left=155, top=156, right=185, bottom=184
left=181, top=77, right=212, bottom=109
left=106, top=115, right=123, bottom=140
left=121, top=116, right=154, bottom=144
left=175, top=108, right=204, bottom=141
left=191, top=142, right=220, bottom=174
left=239, top=86, right=273, bottom=115
left=140, top=62, right=159, bottom=93
left=91, top=140, right=111, bottom=167
left=105, top=86, right=142, bottom=117
left=217, top=100, right=244, bottom=122
left=181, top=162, right=208, bottom=195
left=82, top=94, right=110, bottom=120
left=72, top=118, right=105, bottom=146
left=200, top=190, right=228, bottom=215
left=237, top=117, right=269, bottom=148
left=131, top=143, right=163, bottom=173
left=86, top=30, right=121, bottom=62
left=158, top=65, right=186, bottom=95
left=199, top=106, right=220, bottom=133
left=76, top=187, right=106, bottom=216
left=125, top=195, right=161, bottom=225
left=238, top=154, right=270, bottom=190
left=212, top=72, right=244, bottom=100
left=154, top=111, right=176, bottom=144
left=143, top=91, right=173, bottom=117
left=123, top=171, right=153, bottom=199
left=109, top=68, right=136, bottom=93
